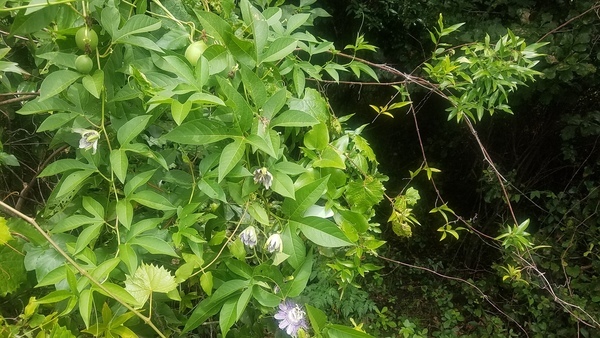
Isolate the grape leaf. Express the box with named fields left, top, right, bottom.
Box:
left=125, top=263, right=177, bottom=306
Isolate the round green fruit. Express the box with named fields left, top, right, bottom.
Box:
left=75, top=55, right=93, bottom=74
left=185, top=41, right=208, bottom=66
left=75, top=27, right=98, bottom=51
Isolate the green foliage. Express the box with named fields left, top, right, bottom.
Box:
left=425, top=16, right=546, bottom=122
left=0, top=0, right=390, bottom=336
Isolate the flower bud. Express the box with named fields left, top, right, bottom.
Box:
left=239, top=226, right=258, bottom=248
left=265, top=233, right=283, bottom=253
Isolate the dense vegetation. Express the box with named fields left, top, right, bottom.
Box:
left=0, top=0, right=599, bottom=337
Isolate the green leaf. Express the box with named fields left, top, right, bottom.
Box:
left=82, top=196, right=104, bottom=219
left=39, top=70, right=81, bottom=102
left=129, top=236, right=179, bottom=257
left=0, top=152, right=19, bottom=166
left=338, top=210, right=369, bottom=234
left=283, top=251, right=313, bottom=298
left=348, top=61, right=379, bottom=81
left=288, top=88, right=329, bottom=123
left=163, top=119, right=232, bottom=145
left=184, top=279, right=248, bottom=332
left=95, top=282, right=139, bottom=305
left=36, top=289, right=72, bottom=304
left=270, top=110, right=319, bottom=128
left=110, top=149, right=128, bottom=184
left=248, top=202, right=269, bottom=225
left=225, top=259, right=253, bottom=279
left=246, top=134, right=278, bottom=158
left=216, top=77, right=254, bottom=131
left=281, top=176, right=329, bottom=218
left=218, top=138, right=246, bottom=182
left=273, top=161, right=307, bottom=176
left=35, top=265, right=67, bottom=287
left=292, top=217, right=353, bottom=247
left=119, top=243, right=138, bottom=274
left=188, top=92, right=226, bottom=106
left=131, top=190, right=176, bottom=211
left=236, top=287, right=252, bottom=321
left=82, top=70, right=104, bottom=99
left=79, top=289, right=93, bottom=328
left=240, top=63, right=267, bottom=107
left=219, top=296, right=238, bottom=338
left=198, top=178, right=227, bottom=202
left=281, top=224, right=306, bottom=269
left=18, top=97, right=78, bottom=115
left=39, top=159, right=96, bottom=177
left=74, top=222, right=103, bottom=254
left=252, top=285, right=281, bottom=307
left=194, top=10, right=232, bottom=44
left=124, top=263, right=177, bottom=306
left=124, top=169, right=156, bottom=196
left=90, top=257, right=120, bottom=281
left=117, top=115, right=152, bottom=145
left=113, top=15, right=161, bottom=42
left=240, top=0, right=267, bottom=55
left=171, top=99, right=192, bottom=125
left=262, top=89, right=287, bottom=120
left=270, top=170, right=295, bottom=199
left=306, top=304, right=328, bottom=333
left=304, top=123, right=329, bottom=150
left=261, top=37, right=298, bottom=64
left=118, top=35, right=162, bottom=51
left=156, top=55, right=197, bottom=88
left=200, top=272, right=213, bottom=296
left=37, top=112, right=78, bottom=132
left=313, top=146, right=345, bottom=169
left=286, top=13, right=311, bottom=34
left=125, top=218, right=163, bottom=241
left=116, top=199, right=133, bottom=229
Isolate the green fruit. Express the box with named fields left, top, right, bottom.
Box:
left=185, top=41, right=208, bottom=66
left=75, top=27, right=98, bottom=51
left=75, top=55, right=93, bottom=74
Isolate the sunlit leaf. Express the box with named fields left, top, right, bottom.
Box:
left=124, top=263, right=177, bottom=306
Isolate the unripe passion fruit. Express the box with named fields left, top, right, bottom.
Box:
left=75, top=55, right=93, bottom=74
left=75, top=27, right=98, bottom=51
left=185, top=40, right=208, bottom=66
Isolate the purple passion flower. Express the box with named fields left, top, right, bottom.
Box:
left=239, top=226, right=258, bottom=248
left=274, top=300, right=308, bottom=337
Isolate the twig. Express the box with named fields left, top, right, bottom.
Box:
left=0, top=95, right=38, bottom=106
left=537, top=3, right=600, bottom=43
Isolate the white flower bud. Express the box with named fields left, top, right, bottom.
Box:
left=265, top=233, right=283, bottom=253
left=239, top=226, right=258, bottom=248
